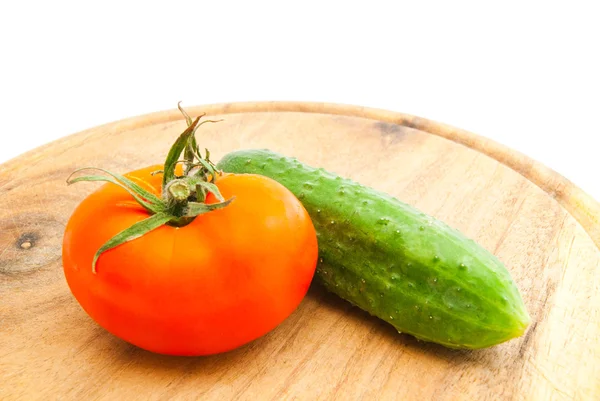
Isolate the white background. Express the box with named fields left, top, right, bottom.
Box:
left=1, top=1, right=599, bottom=199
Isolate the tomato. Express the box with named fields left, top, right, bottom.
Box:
left=62, top=164, right=318, bottom=356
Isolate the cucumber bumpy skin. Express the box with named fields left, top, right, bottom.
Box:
left=217, top=149, right=531, bottom=349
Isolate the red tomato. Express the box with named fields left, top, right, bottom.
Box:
left=62, top=165, right=318, bottom=356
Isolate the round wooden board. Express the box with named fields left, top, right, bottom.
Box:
left=1, top=102, right=599, bottom=400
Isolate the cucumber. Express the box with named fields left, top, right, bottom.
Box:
left=216, top=149, right=530, bottom=349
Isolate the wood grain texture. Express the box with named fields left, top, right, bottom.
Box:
left=1, top=102, right=599, bottom=400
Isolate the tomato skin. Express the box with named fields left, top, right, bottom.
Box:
left=62, top=165, right=318, bottom=356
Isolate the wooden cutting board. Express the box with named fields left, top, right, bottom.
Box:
left=1, top=102, right=599, bottom=400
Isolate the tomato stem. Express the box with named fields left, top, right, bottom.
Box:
left=67, top=103, right=233, bottom=273
left=167, top=179, right=192, bottom=202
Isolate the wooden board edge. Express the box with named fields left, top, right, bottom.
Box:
left=3, top=100, right=599, bottom=249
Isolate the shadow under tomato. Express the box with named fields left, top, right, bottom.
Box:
left=107, top=326, right=272, bottom=371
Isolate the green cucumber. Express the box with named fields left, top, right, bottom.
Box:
left=217, top=149, right=530, bottom=349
